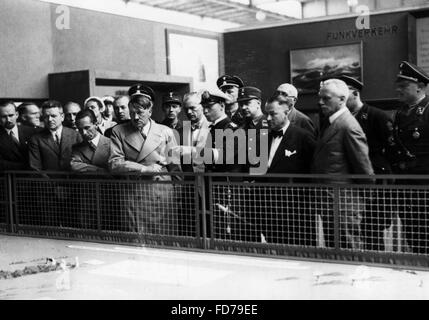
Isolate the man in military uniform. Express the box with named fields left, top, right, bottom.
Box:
left=341, top=76, right=393, bottom=174
left=276, top=83, right=317, bottom=138
left=236, top=86, right=269, bottom=243
left=340, top=75, right=394, bottom=251
left=389, top=61, right=429, bottom=255
left=201, top=88, right=246, bottom=241
left=217, top=75, right=246, bottom=127
left=237, top=86, right=269, bottom=175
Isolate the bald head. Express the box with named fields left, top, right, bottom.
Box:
left=63, top=102, right=82, bottom=129
left=113, top=95, right=131, bottom=123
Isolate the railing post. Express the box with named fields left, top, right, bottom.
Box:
left=198, top=174, right=206, bottom=249
left=208, top=175, right=214, bottom=249
left=333, top=186, right=340, bottom=251
left=7, top=172, right=15, bottom=234
left=96, top=181, right=101, bottom=232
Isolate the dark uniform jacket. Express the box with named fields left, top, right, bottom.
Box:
left=28, top=126, right=82, bottom=171
left=205, top=116, right=244, bottom=175
left=354, top=103, right=393, bottom=174
left=228, top=107, right=246, bottom=127
left=242, top=114, right=269, bottom=174
left=0, top=125, right=38, bottom=171
left=389, top=95, right=429, bottom=174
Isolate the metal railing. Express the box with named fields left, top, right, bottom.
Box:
left=2, top=171, right=429, bottom=269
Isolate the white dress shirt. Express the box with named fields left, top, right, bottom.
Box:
left=51, top=126, right=63, bottom=144
left=6, top=125, right=20, bottom=143
left=268, top=122, right=290, bottom=168
left=89, top=133, right=101, bottom=148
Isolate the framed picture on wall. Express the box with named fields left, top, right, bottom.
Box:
left=290, top=42, right=363, bottom=94
left=166, top=30, right=220, bottom=91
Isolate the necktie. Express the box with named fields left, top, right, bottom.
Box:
left=9, top=130, right=19, bottom=146
left=54, top=133, right=60, bottom=147
left=191, top=123, right=201, bottom=131
left=89, top=141, right=97, bottom=151
left=141, top=131, right=147, bottom=140
left=270, top=130, right=283, bottom=139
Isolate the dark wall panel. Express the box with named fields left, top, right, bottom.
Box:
left=224, top=12, right=411, bottom=112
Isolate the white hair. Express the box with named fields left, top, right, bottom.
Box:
left=320, top=79, right=350, bottom=100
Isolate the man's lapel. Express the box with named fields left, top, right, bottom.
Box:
left=41, top=131, right=60, bottom=155
left=92, top=136, right=110, bottom=164
left=80, top=143, right=95, bottom=163
left=270, top=127, right=291, bottom=169
left=124, top=131, right=145, bottom=153
left=137, top=121, right=163, bottom=163
left=0, top=129, right=22, bottom=158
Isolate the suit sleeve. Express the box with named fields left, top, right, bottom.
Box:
left=165, top=128, right=183, bottom=181
left=70, top=147, right=104, bottom=173
left=344, top=127, right=374, bottom=175
left=28, top=136, right=43, bottom=171
left=302, top=133, right=316, bottom=173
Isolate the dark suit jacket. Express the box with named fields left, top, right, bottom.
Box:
left=70, top=135, right=111, bottom=172
left=311, top=108, right=374, bottom=183
left=0, top=125, right=37, bottom=171
left=267, top=124, right=315, bottom=174
left=355, top=103, right=393, bottom=173
left=289, top=107, right=317, bottom=139
left=28, top=126, right=82, bottom=171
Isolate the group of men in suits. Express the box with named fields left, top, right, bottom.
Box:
left=1, top=60, right=429, bottom=253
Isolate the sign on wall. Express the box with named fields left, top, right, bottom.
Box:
left=166, top=30, right=220, bottom=92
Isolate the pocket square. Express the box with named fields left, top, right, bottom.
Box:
left=285, top=150, right=297, bottom=157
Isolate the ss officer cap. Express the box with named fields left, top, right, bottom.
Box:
left=216, top=75, right=244, bottom=89
left=338, top=75, right=364, bottom=91
left=128, top=84, right=156, bottom=102
left=397, top=61, right=429, bottom=85
left=237, top=86, right=262, bottom=103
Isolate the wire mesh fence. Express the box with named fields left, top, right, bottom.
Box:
left=2, top=172, right=429, bottom=267
left=0, top=176, right=8, bottom=231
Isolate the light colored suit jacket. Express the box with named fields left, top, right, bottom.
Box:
left=182, top=117, right=210, bottom=173
left=70, top=135, right=111, bottom=172
left=108, top=120, right=181, bottom=180
left=311, top=108, right=373, bottom=182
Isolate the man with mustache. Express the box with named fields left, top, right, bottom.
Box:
left=109, top=84, right=182, bottom=235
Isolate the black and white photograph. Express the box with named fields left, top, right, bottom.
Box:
left=1, top=0, right=429, bottom=304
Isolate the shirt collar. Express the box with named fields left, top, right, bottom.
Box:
left=6, top=125, right=19, bottom=137
left=50, top=126, right=63, bottom=138
left=251, top=114, right=264, bottom=126
left=211, top=114, right=228, bottom=127
left=90, top=133, right=101, bottom=147
left=142, top=119, right=151, bottom=137
left=409, top=95, right=426, bottom=108
left=329, top=107, right=348, bottom=124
